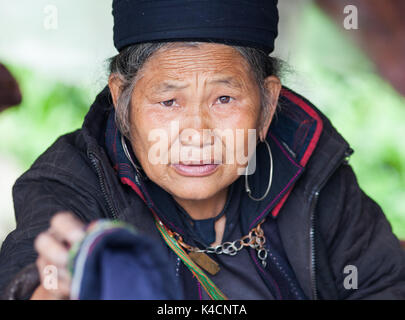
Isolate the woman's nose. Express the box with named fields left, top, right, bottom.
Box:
left=183, top=103, right=206, bottom=128
left=179, top=128, right=214, bottom=148
left=179, top=104, right=213, bottom=146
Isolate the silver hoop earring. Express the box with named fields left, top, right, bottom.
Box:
left=121, top=134, right=145, bottom=179
left=245, top=139, right=273, bottom=202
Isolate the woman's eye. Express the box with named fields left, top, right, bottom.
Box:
left=215, top=96, right=233, bottom=104
left=160, top=99, right=176, bottom=107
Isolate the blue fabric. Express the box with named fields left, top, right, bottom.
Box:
left=112, top=0, right=279, bottom=54
left=192, top=219, right=216, bottom=246
left=175, top=182, right=234, bottom=246
left=72, top=222, right=183, bottom=300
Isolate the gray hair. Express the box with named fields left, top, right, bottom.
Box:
left=108, top=41, right=282, bottom=139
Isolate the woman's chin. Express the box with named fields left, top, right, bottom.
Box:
left=167, top=180, right=225, bottom=201
left=150, top=165, right=234, bottom=200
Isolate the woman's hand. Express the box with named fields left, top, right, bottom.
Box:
left=32, top=212, right=86, bottom=300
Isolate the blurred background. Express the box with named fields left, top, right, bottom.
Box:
left=0, top=0, right=404, bottom=246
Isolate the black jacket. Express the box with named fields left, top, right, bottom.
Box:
left=1, top=86, right=404, bottom=300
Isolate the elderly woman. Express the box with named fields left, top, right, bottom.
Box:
left=0, top=0, right=404, bottom=300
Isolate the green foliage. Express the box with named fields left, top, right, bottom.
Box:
left=0, top=65, right=92, bottom=169
left=284, top=4, right=405, bottom=238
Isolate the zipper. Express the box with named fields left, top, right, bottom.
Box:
left=88, top=152, right=119, bottom=220
left=309, top=190, right=320, bottom=300
left=309, top=147, right=353, bottom=300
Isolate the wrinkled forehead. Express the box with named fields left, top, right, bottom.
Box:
left=139, top=43, right=255, bottom=87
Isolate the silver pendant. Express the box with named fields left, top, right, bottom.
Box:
left=257, top=248, right=268, bottom=268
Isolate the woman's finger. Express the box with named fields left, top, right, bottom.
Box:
left=36, top=257, right=71, bottom=299
left=49, top=212, right=85, bottom=247
left=36, top=256, right=71, bottom=284
left=34, top=231, right=69, bottom=267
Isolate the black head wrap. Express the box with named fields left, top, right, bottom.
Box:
left=112, top=0, right=279, bottom=54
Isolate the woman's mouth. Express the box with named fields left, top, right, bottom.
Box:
left=170, top=162, right=220, bottom=177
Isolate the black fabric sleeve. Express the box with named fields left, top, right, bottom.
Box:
left=318, top=163, right=405, bottom=299
left=0, top=162, right=108, bottom=298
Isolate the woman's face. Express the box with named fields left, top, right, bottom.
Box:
left=111, top=43, right=280, bottom=202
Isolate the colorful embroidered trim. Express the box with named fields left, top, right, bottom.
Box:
left=152, top=211, right=227, bottom=300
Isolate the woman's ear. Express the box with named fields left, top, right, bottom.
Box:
left=108, top=74, right=123, bottom=110
left=259, top=75, right=281, bottom=141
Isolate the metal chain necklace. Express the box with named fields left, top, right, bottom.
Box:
left=165, top=219, right=269, bottom=275
left=121, top=133, right=271, bottom=280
